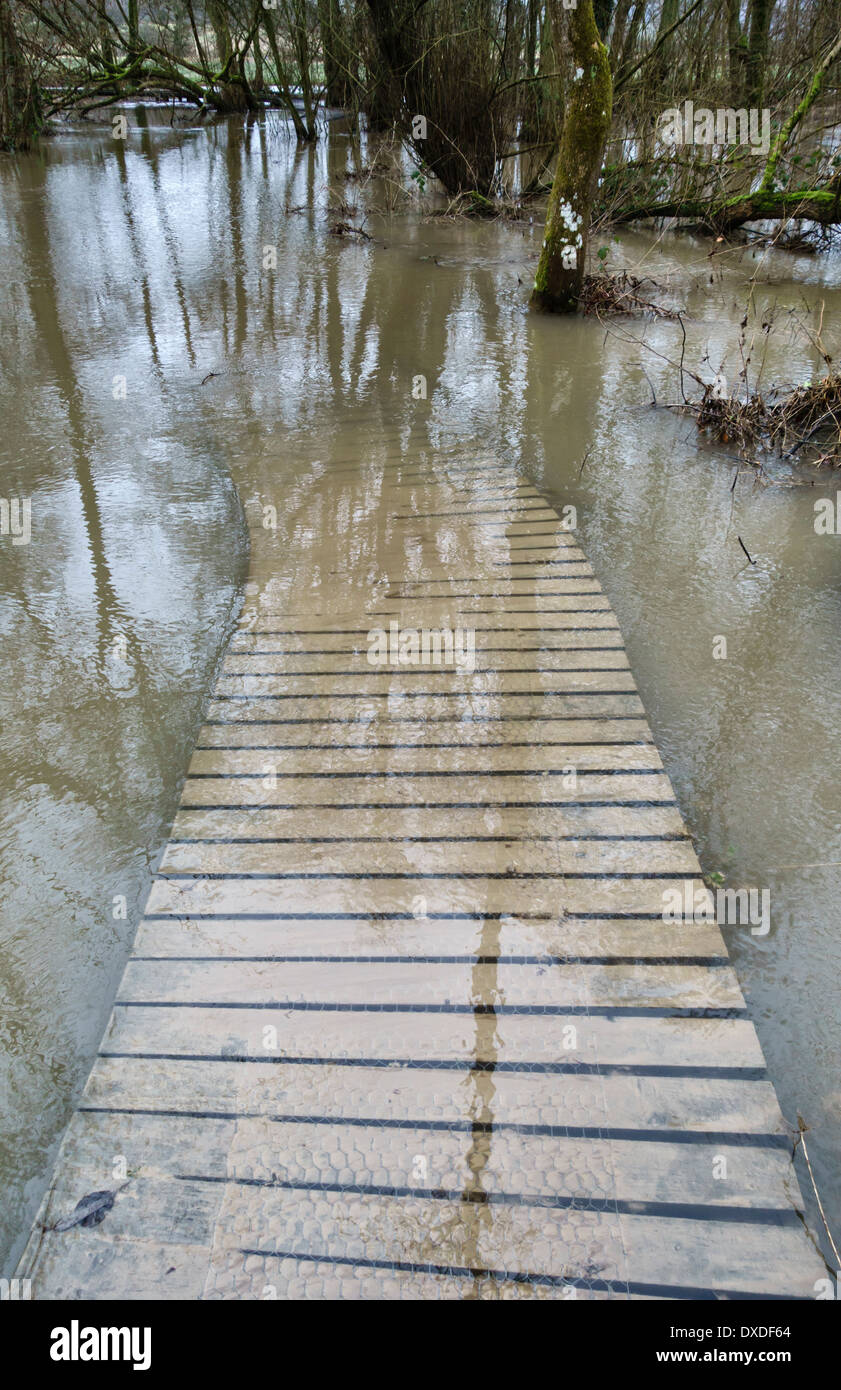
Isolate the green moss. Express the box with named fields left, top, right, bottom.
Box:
left=608, top=184, right=841, bottom=232
left=760, top=39, right=841, bottom=194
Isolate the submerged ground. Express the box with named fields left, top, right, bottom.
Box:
left=0, top=107, right=839, bottom=1275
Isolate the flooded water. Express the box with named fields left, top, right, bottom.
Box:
left=1, top=109, right=839, bottom=1275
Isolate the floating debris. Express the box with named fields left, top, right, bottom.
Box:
left=580, top=271, right=680, bottom=319
left=328, top=220, right=373, bottom=241
left=693, top=372, right=841, bottom=465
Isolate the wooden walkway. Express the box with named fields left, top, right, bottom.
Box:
left=17, top=444, right=825, bottom=1299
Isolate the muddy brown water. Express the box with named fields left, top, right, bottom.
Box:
left=1, top=109, right=839, bottom=1276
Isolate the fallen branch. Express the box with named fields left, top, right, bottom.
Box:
left=608, top=185, right=841, bottom=232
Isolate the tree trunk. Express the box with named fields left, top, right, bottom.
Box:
left=364, top=0, right=506, bottom=198
left=253, top=31, right=264, bottom=96
left=616, top=0, right=644, bottom=79
left=531, top=0, right=612, bottom=312
left=364, top=62, right=399, bottom=130
left=726, top=0, right=745, bottom=106
left=526, top=0, right=538, bottom=76
left=290, top=0, right=320, bottom=138
left=608, top=0, right=632, bottom=67
left=651, top=0, right=679, bottom=83
left=0, top=0, right=40, bottom=151
left=592, top=0, right=614, bottom=41
left=98, top=2, right=115, bottom=68
left=127, top=0, right=141, bottom=57
left=520, top=4, right=560, bottom=149
left=263, top=10, right=311, bottom=140
left=207, top=0, right=251, bottom=111
left=745, top=0, right=775, bottom=108
left=319, top=0, right=352, bottom=106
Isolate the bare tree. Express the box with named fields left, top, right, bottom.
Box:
left=364, top=0, right=519, bottom=197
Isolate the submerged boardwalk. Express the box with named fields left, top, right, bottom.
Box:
left=18, top=442, right=826, bottom=1299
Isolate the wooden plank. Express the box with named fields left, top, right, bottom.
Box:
left=142, top=876, right=702, bottom=918
left=160, top=838, right=694, bottom=876
left=186, top=744, right=659, bottom=775
left=100, top=1005, right=766, bottom=1068
left=53, top=1110, right=797, bottom=1212
left=221, top=649, right=630, bottom=672
left=212, top=671, right=639, bottom=696
left=80, top=1056, right=791, bottom=1134
left=239, top=617, right=619, bottom=633
left=206, top=695, right=647, bottom=721
left=170, top=803, right=688, bottom=839
left=116, top=958, right=743, bottom=1011
left=176, top=771, right=671, bottom=810
left=194, top=716, right=653, bottom=747
left=132, top=916, right=727, bottom=961
left=228, top=632, right=627, bottom=652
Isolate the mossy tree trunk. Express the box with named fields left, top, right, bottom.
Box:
left=531, top=0, right=612, bottom=313
left=760, top=29, right=841, bottom=193
left=609, top=184, right=841, bottom=231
